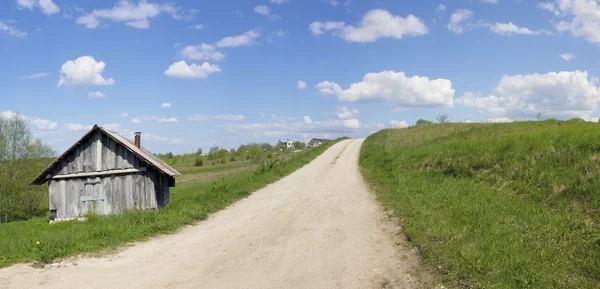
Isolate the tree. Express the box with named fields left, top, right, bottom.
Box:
left=294, top=141, right=306, bottom=149
left=415, top=119, right=432, bottom=127
left=249, top=144, right=262, bottom=163
left=537, top=110, right=546, bottom=121
left=274, top=143, right=286, bottom=151
left=207, top=145, right=219, bottom=160
left=166, top=152, right=174, bottom=159
left=0, top=115, right=54, bottom=222
left=217, top=149, right=229, bottom=160
left=259, top=143, right=273, bottom=151
left=196, top=148, right=203, bottom=155
left=436, top=113, right=450, bottom=123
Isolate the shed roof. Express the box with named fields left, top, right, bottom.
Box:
left=31, top=125, right=180, bottom=185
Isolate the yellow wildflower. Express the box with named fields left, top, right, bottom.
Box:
left=35, top=241, right=40, bottom=245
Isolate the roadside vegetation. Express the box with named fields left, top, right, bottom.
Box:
left=360, top=119, right=600, bottom=288
left=0, top=116, right=54, bottom=223
left=0, top=135, right=340, bottom=268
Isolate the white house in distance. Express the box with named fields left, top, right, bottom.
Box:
left=276, top=139, right=295, bottom=150
left=308, top=138, right=329, bottom=148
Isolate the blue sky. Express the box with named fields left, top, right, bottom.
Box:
left=2, top=0, right=600, bottom=154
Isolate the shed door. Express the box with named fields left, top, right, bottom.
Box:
left=80, top=178, right=105, bottom=216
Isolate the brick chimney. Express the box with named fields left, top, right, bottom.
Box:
left=134, top=132, right=142, bottom=148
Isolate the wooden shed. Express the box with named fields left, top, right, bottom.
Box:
left=31, top=125, right=181, bottom=219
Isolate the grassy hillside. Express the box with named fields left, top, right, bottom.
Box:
left=360, top=120, right=600, bottom=288
left=0, top=139, right=342, bottom=268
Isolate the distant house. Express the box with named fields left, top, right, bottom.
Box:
left=31, top=125, right=181, bottom=220
left=308, top=138, right=329, bottom=148
left=276, top=139, right=295, bottom=150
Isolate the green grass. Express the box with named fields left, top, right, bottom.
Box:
left=359, top=120, right=600, bottom=289
left=0, top=139, right=342, bottom=268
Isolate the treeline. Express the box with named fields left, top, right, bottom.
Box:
left=157, top=141, right=309, bottom=167
left=0, top=116, right=54, bottom=223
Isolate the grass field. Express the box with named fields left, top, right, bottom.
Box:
left=0, top=139, right=342, bottom=268
left=360, top=120, right=600, bottom=289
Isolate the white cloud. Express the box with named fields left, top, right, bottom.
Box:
left=216, top=30, right=261, bottom=48
left=309, top=9, right=428, bottom=43
left=17, top=0, right=36, bottom=10
left=537, top=2, right=560, bottom=16
left=161, top=102, right=172, bottom=108
left=130, top=115, right=181, bottom=124
left=30, top=118, right=58, bottom=130
left=389, top=120, right=409, bottom=128
left=488, top=22, right=550, bottom=36
left=0, top=111, right=23, bottom=120
left=267, top=29, right=287, bottom=43
left=221, top=116, right=372, bottom=140
left=121, top=113, right=128, bottom=118
left=254, top=5, right=270, bottom=16
left=297, top=80, right=307, bottom=89
left=64, top=123, right=93, bottom=131
left=343, top=119, right=360, bottom=129
left=190, top=24, right=204, bottom=30
left=169, top=138, right=182, bottom=145
left=456, top=70, right=600, bottom=119
left=488, top=117, right=513, bottom=123
left=39, top=0, right=60, bottom=15
left=304, top=116, right=313, bottom=125
left=325, top=0, right=339, bottom=6
left=560, top=53, right=576, bottom=61
left=583, top=116, right=600, bottom=122
left=187, top=114, right=209, bottom=121
left=17, top=0, right=60, bottom=15
left=436, top=4, right=447, bottom=13
left=214, top=114, right=246, bottom=121
left=315, top=81, right=342, bottom=96
left=316, top=70, right=455, bottom=108
left=88, top=91, right=106, bottom=98
left=76, top=0, right=187, bottom=29
left=554, top=0, right=600, bottom=44
left=335, top=107, right=359, bottom=119
left=164, top=61, right=221, bottom=79
left=271, top=114, right=296, bottom=122
left=272, top=29, right=287, bottom=37
left=0, top=20, right=27, bottom=38
left=58, top=56, right=115, bottom=87
left=270, top=0, right=289, bottom=4
left=310, top=21, right=345, bottom=37
left=101, top=123, right=121, bottom=131
left=481, top=0, right=498, bottom=4
left=24, top=72, right=47, bottom=79
left=447, top=9, right=473, bottom=34
left=188, top=114, right=246, bottom=121
left=179, top=44, right=225, bottom=61
left=157, top=117, right=178, bottom=123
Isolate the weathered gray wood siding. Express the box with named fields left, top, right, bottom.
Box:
left=51, top=131, right=142, bottom=176
left=155, top=174, right=170, bottom=208
left=49, top=169, right=162, bottom=219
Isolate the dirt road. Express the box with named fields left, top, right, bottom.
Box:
left=0, top=139, right=420, bottom=289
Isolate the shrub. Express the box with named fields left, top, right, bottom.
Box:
left=415, top=119, right=433, bottom=127
left=194, top=157, right=204, bottom=167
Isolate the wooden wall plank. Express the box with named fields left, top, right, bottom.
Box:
left=103, top=177, right=113, bottom=215
left=48, top=180, right=58, bottom=211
